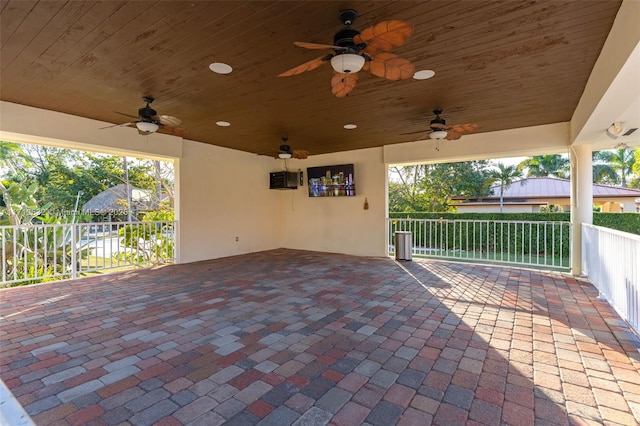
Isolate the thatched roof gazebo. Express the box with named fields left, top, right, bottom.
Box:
left=82, top=184, right=151, bottom=217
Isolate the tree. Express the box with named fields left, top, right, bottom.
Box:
left=517, top=154, right=569, bottom=178
left=1, top=141, right=36, bottom=225
left=489, top=163, right=523, bottom=213
left=0, top=141, right=30, bottom=174
left=592, top=151, right=619, bottom=185
left=593, top=148, right=635, bottom=187
left=388, top=161, right=493, bottom=212
left=388, top=165, right=429, bottom=212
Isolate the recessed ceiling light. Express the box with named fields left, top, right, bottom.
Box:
left=209, top=62, right=233, bottom=74
left=216, top=121, right=231, bottom=127
left=413, top=70, right=435, bottom=80
left=344, top=124, right=357, bottom=130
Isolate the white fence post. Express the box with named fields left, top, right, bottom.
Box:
left=71, top=223, right=77, bottom=280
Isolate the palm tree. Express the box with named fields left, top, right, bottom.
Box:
left=1, top=141, right=30, bottom=225
left=592, top=151, right=618, bottom=185
left=489, top=163, right=523, bottom=213
left=517, top=154, right=569, bottom=178
left=0, top=141, right=29, bottom=173
left=593, top=149, right=635, bottom=187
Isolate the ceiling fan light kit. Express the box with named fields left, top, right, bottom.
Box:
left=136, top=121, right=159, bottom=133
left=429, top=130, right=448, bottom=140
left=330, top=53, right=365, bottom=74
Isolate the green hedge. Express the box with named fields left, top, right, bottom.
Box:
left=593, top=213, right=640, bottom=235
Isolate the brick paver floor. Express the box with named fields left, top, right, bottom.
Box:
left=1, top=249, right=639, bottom=425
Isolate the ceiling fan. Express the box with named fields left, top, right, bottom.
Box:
left=405, top=109, right=480, bottom=150
left=278, top=9, right=415, bottom=97
left=261, top=137, right=309, bottom=159
left=100, top=96, right=183, bottom=135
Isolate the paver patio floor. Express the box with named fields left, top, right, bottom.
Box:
left=1, top=249, right=639, bottom=425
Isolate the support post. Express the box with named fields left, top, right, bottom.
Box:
left=71, top=223, right=77, bottom=280
left=570, top=144, right=593, bottom=275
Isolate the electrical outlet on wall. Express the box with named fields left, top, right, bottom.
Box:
left=235, top=236, right=239, bottom=242
left=299, top=169, right=304, bottom=186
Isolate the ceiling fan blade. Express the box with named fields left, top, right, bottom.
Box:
left=445, top=131, right=462, bottom=140
left=115, top=111, right=140, bottom=120
left=99, top=122, right=136, bottom=130
left=355, top=20, right=414, bottom=54
left=331, top=71, right=359, bottom=98
left=292, top=150, right=309, bottom=159
left=366, top=52, right=415, bottom=80
left=157, top=125, right=188, bottom=137
left=449, top=123, right=480, bottom=133
left=294, top=41, right=345, bottom=50
left=158, top=115, right=182, bottom=128
left=278, top=55, right=332, bottom=77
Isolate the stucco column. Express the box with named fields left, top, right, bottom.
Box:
left=570, top=144, right=593, bottom=275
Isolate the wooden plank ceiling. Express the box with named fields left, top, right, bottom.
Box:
left=0, top=1, right=622, bottom=156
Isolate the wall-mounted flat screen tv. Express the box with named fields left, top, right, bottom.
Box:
left=307, top=164, right=356, bottom=197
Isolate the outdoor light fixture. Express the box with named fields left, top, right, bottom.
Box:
left=136, top=121, right=159, bottom=133
left=331, top=53, right=365, bottom=74
left=429, top=130, right=448, bottom=140
left=278, top=152, right=292, bottom=159
left=605, top=122, right=625, bottom=139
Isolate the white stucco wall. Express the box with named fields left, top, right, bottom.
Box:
left=177, top=141, right=282, bottom=262
left=278, top=148, right=388, bottom=257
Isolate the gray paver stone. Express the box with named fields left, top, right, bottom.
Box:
left=292, top=406, right=332, bottom=426
left=100, top=365, right=141, bottom=385
left=130, top=399, right=178, bottom=426
left=100, top=387, right=145, bottom=411
left=174, top=396, right=219, bottom=423
left=355, top=360, right=382, bottom=377
left=315, top=387, right=352, bottom=414
left=103, top=355, right=141, bottom=373
left=24, top=395, right=61, bottom=416
left=214, top=397, right=246, bottom=419
left=57, top=379, right=104, bottom=403
left=42, top=366, right=86, bottom=385
left=370, top=369, right=399, bottom=390
left=124, top=388, right=170, bottom=412
left=234, top=381, right=273, bottom=404
left=257, top=406, right=300, bottom=426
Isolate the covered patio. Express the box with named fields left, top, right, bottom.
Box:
left=1, top=1, right=640, bottom=424
left=2, top=250, right=639, bottom=425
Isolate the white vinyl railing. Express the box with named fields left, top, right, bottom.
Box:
left=388, top=218, right=571, bottom=271
left=1, top=221, right=176, bottom=287
left=582, top=223, right=639, bottom=334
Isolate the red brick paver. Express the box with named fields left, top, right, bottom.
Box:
left=1, top=249, right=639, bottom=425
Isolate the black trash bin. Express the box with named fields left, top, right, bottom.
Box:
left=394, top=231, right=412, bottom=261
